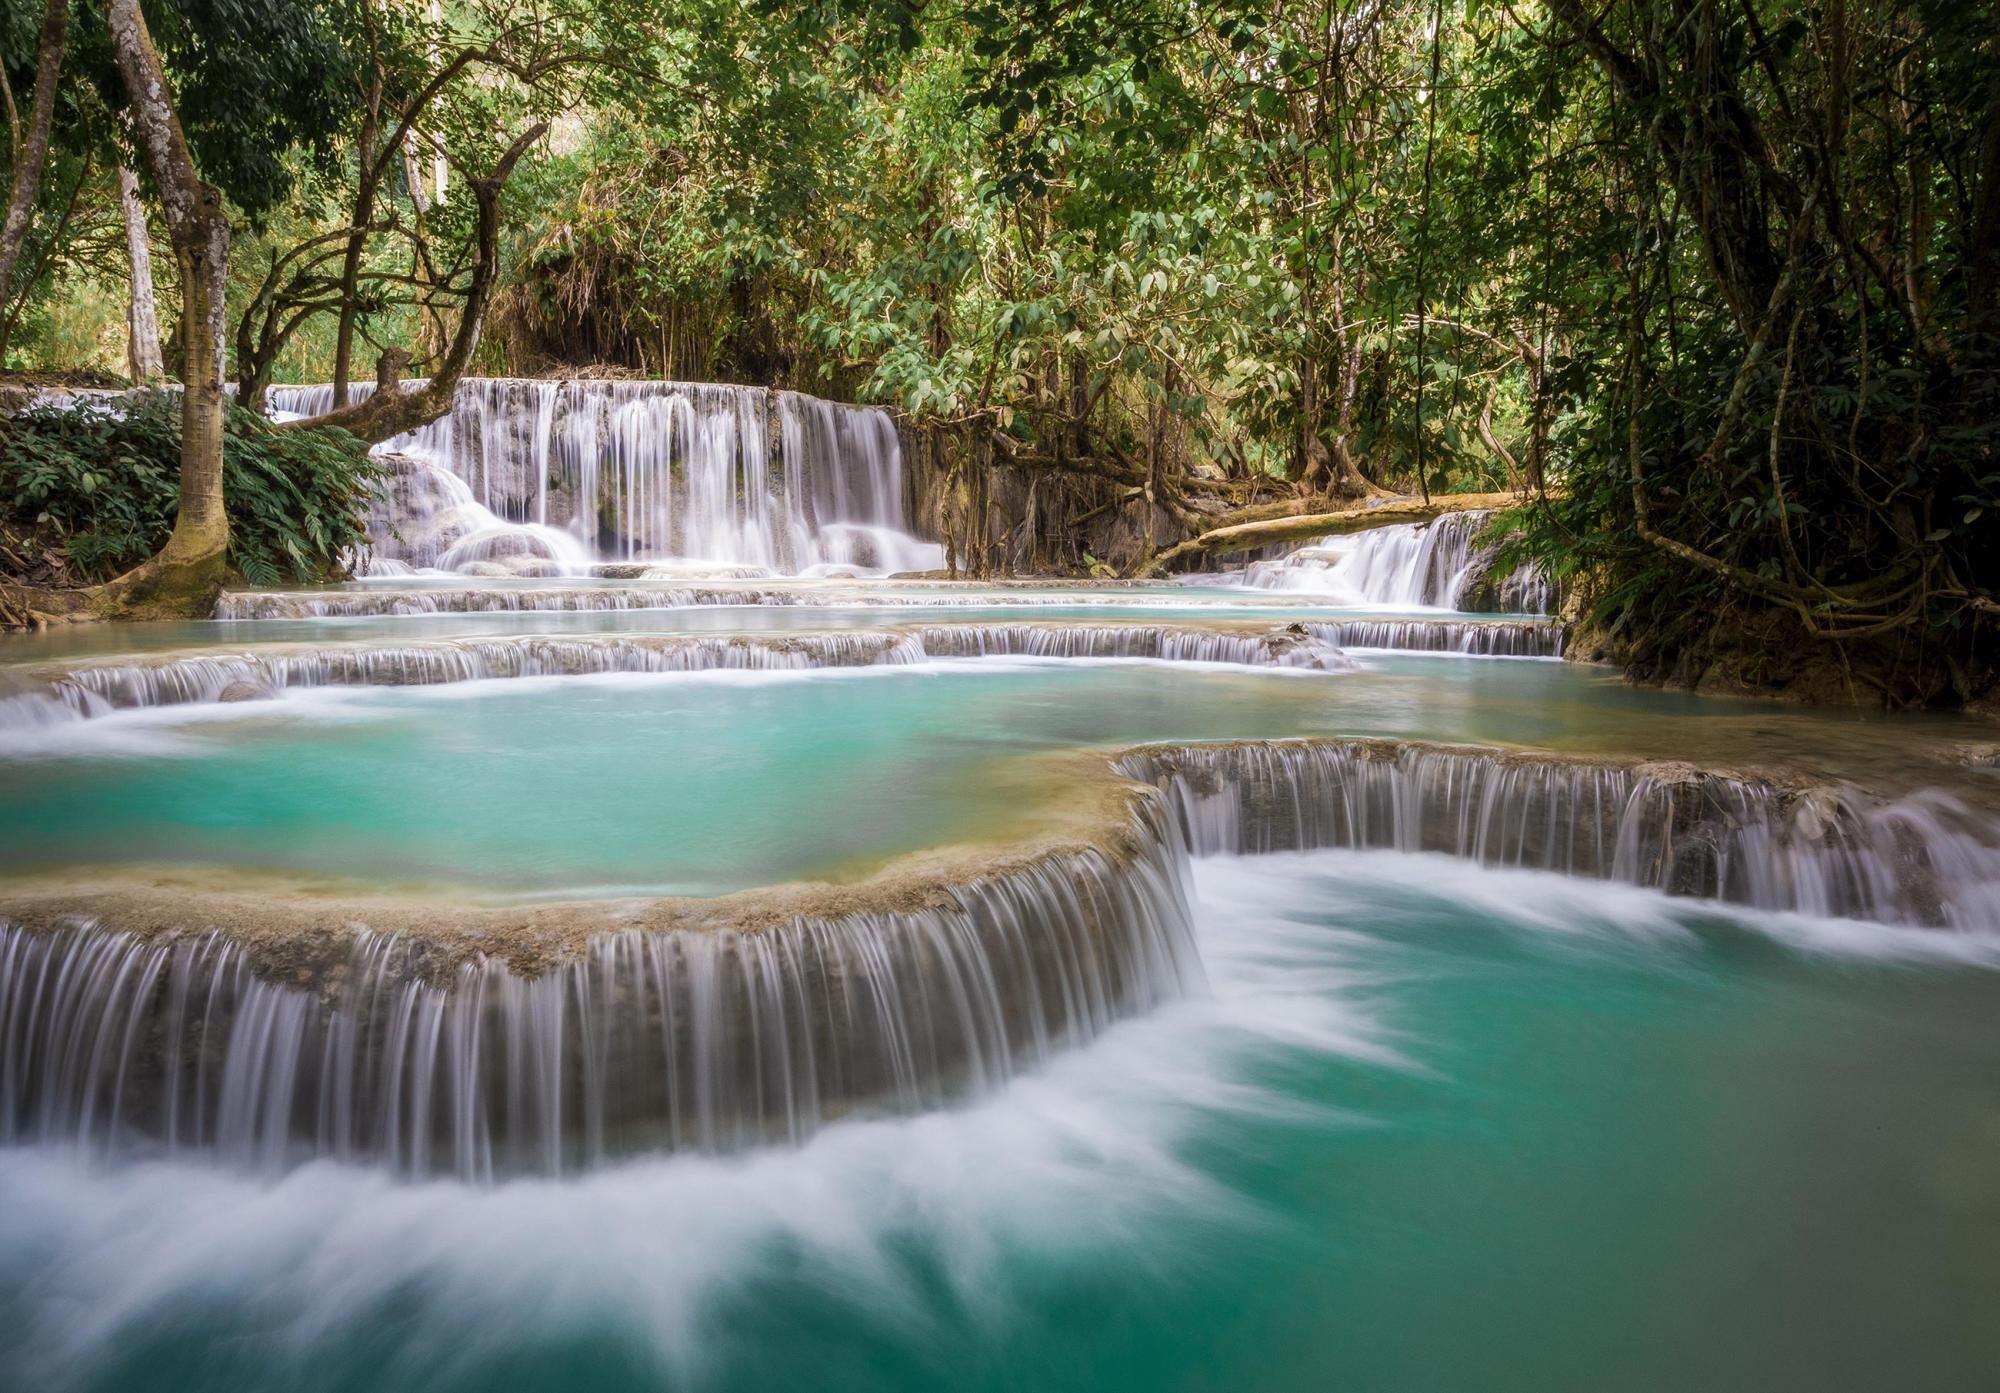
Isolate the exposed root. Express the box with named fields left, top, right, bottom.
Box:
left=0, top=542, right=228, bottom=629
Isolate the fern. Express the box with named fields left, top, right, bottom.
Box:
left=1, top=392, right=384, bottom=585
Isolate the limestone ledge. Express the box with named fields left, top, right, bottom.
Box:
left=0, top=748, right=1158, bottom=987
left=6, top=734, right=1994, bottom=993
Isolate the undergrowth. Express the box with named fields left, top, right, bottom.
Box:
left=1, top=392, right=382, bottom=586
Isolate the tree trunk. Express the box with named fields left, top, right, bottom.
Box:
left=0, top=0, right=68, bottom=331
left=101, top=0, right=232, bottom=615
left=330, top=72, right=381, bottom=409
left=1325, top=252, right=1382, bottom=499
left=1133, top=491, right=1527, bottom=578
left=1476, top=377, right=1519, bottom=490
left=118, top=165, right=164, bottom=383
left=1968, top=86, right=2000, bottom=333
left=1543, top=0, right=1786, bottom=330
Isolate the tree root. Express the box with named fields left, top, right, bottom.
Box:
left=1, top=542, right=228, bottom=629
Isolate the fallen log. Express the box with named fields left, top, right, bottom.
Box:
left=1132, top=491, right=1528, bottom=579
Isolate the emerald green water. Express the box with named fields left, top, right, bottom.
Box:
left=1, top=656, right=1967, bottom=895
left=3, top=852, right=1994, bottom=1391
left=3, top=581, right=1997, bottom=1392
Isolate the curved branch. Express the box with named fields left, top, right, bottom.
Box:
left=282, top=121, right=548, bottom=444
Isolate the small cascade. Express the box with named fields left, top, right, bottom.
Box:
left=1481, top=563, right=1553, bottom=616
left=0, top=804, right=1202, bottom=1177
left=13, top=634, right=929, bottom=717
left=269, top=382, right=587, bottom=578
left=0, top=684, right=93, bottom=729
left=215, top=584, right=809, bottom=620
left=371, top=449, right=594, bottom=576
left=6, top=624, right=1363, bottom=721
left=209, top=586, right=1240, bottom=619
left=1119, top=739, right=2000, bottom=929
left=266, top=379, right=945, bottom=577
left=915, top=622, right=1355, bottom=669
left=1301, top=618, right=1563, bottom=658
left=1240, top=512, right=1552, bottom=614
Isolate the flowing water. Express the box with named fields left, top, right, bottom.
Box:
left=4, top=386, right=1998, bottom=1390
left=1239, top=510, right=1553, bottom=612
left=0, top=855, right=1994, bottom=1392
left=267, top=379, right=945, bottom=577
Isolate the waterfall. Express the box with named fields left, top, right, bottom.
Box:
left=1301, top=619, right=1562, bottom=658
left=1240, top=513, right=1553, bottom=613
left=910, top=622, right=1354, bottom=668
left=1118, top=739, right=2000, bottom=929
left=4, top=726, right=1994, bottom=1181
left=4, top=623, right=1365, bottom=721
left=214, top=583, right=812, bottom=619
left=0, top=619, right=1590, bottom=725
left=7, top=634, right=928, bottom=717
left=0, top=805, right=1201, bottom=1178
left=207, top=586, right=1326, bottom=619
left=265, top=379, right=945, bottom=578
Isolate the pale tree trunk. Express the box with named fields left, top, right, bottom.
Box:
left=428, top=0, right=448, bottom=203
left=117, top=165, right=164, bottom=383
left=102, top=0, right=232, bottom=614
left=0, top=0, right=68, bottom=333
left=332, top=6, right=386, bottom=410
left=330, top=81, right=380, bottom=407
left=402, top=138, right=430, bottom=216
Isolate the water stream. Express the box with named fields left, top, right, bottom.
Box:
left=268, top=379, right=945, bottom=577
left=3, top=385, right=1997, bottom=1391
left=0, top=854, right=1993, bottom=1392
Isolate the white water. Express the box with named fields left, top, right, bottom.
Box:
left=1, top=851, right=1990, bottom=1392
left=1124, top=739, right=2000, bottom=929
left=2, top=624, right=1357, bottom=722
left=267, top=380, right=945, bottom=579
left=9, top=719, right=1995, bottom=1181
left=1239, top=513, right=1552, bottom=613
left=0, top=806, right=1201, bottom=1177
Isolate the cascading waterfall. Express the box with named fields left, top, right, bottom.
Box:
left=1239, top=512, right=1553, bottom=614
left=215, top=583, right=810, bottom=619
left=909, top=622, right=1354, bottom=669
left=1119, top=739, right=2000, bottom=929
left=266, top=379, right=945, bottom=577
left=208, top=586, right=1318, bottom=619
left=0, top=804, right=1201, bottom=1178
left=777, top=392, right=946, bottom=575
left=1300, top=618, right=1562, bottom=658
left=2, top=623, right=1362, bottom=721
left=14, top=634, right=929, bottom=718
left=268, top=381, right=591, bottom=578
left=3, top=715, right=1996, bottom=1185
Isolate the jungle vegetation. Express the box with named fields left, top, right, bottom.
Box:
left=0, top=0, right=1995, bottom=703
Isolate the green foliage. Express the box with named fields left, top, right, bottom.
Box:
left=2, top=0, right=1991, bottom=693
left=1, top=393, right=383, bottom=585
left=85, top=0, right=357, bottom=221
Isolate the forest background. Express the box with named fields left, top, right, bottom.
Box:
left=1, top=0, right=1995, bottom=704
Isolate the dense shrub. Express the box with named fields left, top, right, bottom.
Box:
left=1, top=392, right=383, bottom=586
